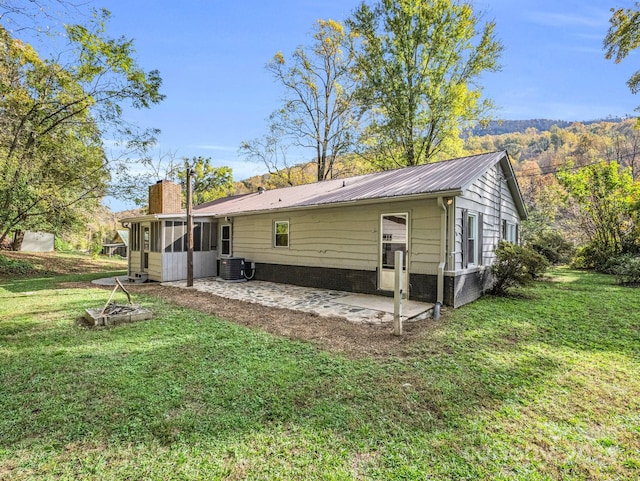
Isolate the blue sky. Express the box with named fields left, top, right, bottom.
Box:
left=61, top=1, right=640, bottom=208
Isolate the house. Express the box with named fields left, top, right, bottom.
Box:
left=101, top=230, right=129, bottom=258
left=122, top=151, right=526, bottom=306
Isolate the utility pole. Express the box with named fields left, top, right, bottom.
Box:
left=186, top=165, right=195, bottom=287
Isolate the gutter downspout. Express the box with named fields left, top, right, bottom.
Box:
left=437, top=196, right=447, bottom=305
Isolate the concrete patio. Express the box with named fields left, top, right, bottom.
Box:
left=160, top=278, right=433, bottom=325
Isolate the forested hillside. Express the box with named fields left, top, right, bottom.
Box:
left=236, top=118, right=640, bottom=194
left=464, top=119, right=640, bottom=262
left=470, top=118, right=627, bottom=136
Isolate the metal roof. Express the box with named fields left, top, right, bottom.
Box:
left=115, top=230, right=129, bottom=246
left=194, top=151, right=526, bottom=218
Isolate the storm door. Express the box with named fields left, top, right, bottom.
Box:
left=141, top=225, right=150, bottom=272
left=379, top=213, right=408, bottom=291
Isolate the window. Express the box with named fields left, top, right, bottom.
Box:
left=274, top=221, right=289, bottom=247
left=221, top=224, right=231, bottom=256
left=503, top=220, right=518, bottom=244
left=143, top=226, right=150, bottom=252
left=381, top=214, right=407, bottom=269
left=462, top=210, right=483, bottom=268
left=467, top=213, right=477, bottom=266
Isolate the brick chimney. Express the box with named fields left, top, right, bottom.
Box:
left=148, top=180, right=182, bottom=214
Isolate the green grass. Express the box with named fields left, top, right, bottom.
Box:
left=0, top=265, right=638, bottom=480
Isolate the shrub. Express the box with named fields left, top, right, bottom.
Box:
left=54, top=237, right=74, bottom=252
left=527, top=229, right=575, bottom=265
left=570, top=243, right=618, bottom=272
left=610, top=254, right=640, bottom=286
left=89, top=242, right=103, bottom=258
left=0, top=254, right=36, bottom=276
left=491, top=241, right=550, bottom=296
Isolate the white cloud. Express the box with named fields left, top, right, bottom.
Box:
left=529, top=10, right=608, bottom=29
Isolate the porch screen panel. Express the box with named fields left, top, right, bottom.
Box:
left=131, top=223, right=140, bottom=251
left=176, top=222, right=186, bottom=252
left=164, top=221, right=173, bottom=253
left=210, top=223, right=217, bottom=250
left=164, top=221, right=186, bottom=252
left=202, top=222, right=210, bottom=251
left=194, top=223, right=202, bottom=251
left=151, top=222, right=161, bottom=252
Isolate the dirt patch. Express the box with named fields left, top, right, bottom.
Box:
left=88, top=282, right=439, bottom=358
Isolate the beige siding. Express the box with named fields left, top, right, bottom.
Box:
left=129, top=251, right=141, bottom=275
left=410, top=201, right=442, bottom=275
left=232, top=199, right=442, bottom=274
left=148, top=252, right=162, bottom=281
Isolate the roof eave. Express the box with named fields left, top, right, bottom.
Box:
left=119, top=212, right=212, bottom=223
left=500, top=153, right=528, bottom=220
left=458, top=151, right=528, bottom=220
left=203, top=189, right=464, bottom=218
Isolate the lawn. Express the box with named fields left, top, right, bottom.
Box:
left=0, top=254, right=638, bottom=480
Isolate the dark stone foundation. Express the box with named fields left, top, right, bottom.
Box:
left=445, top=267, right=493, bottom=307
left=251, top=262, right=454, bottom=304
left=252, top=262, right=378, bottom=296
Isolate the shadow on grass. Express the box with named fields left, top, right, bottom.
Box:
left=0, top=271, right=127, bottom=293
left=1, top=268, right=638, bottom=479
left=0, top=293, right=565, bottom=453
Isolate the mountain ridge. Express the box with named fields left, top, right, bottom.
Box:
left=471, top=117, right=627, bottom=136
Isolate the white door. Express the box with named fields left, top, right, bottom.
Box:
left=379, top=213, right=408, bottom=291
left=141, top=225, right=150, bottom=272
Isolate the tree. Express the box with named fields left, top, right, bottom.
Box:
left=348, top=0, right=502, bottom=168
left=0, top=10, right=163, bottom=246
left=261, top=19, right=358, bottom=182
left=604, top=2, right=640, bottom=122
left=557, top=160, right=640, bottom=267
left=176, top=157, right=233, bottom=206
left=239, top=124, right=316, bottom=187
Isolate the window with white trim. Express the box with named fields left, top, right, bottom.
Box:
left=221, top=224, right=232, bottom=256
left=467, top=213, right=478, bottom=266
left=274, top=221, right=289, bottom=247
left=504, top=221, right=518, bottom=244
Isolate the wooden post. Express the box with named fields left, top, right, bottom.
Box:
left=186, top=166, right=195, bottom=287
left=393, top=250, right=403, bottom=336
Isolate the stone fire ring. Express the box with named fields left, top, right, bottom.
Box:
left=84, top=306, right=153, bottom=327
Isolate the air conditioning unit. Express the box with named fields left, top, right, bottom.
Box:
left=219, top=257, right=245, bottom=281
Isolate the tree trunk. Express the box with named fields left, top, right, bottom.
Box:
left=12, top=230, right=24, bottom=251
